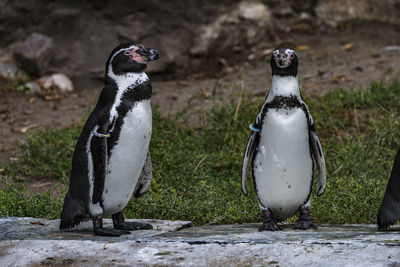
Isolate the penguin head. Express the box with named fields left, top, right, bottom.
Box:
left=270, top=47, right=298, bottom=77
left=106, top=43, right=160, bottom=76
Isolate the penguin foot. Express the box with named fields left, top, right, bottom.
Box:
left=92, top=215, right=131, bottom=236
left=112, top=211, right=153, bottom=231
left=378, top=223, right=391, bottom=231
left=94, top=227, right=131, bottom=237
left=294, top=219, right=317, bottom=230
left=259, top=209, right=283, bottom=231
left=294, top=206, right=317, bottom=230
left=114, top=221, right=153, bottom=231
left=259, top=222, right=283, bottom=231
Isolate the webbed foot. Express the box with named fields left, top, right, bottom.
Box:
left=294, top=206, right=317, bottom=230
left=112, top=211, right=153, bottom=231
left=259, top=209, right=283, bottom=231
left=93, top=215, right=131, bottom=236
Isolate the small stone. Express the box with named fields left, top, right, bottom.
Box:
left=0, top=61, right=29, bottom=88
left=379, top=46, right=400, bottom=52
left=51, top=73, right=74, bottom=92
left=37, top=73, right=74, bottom=93
left=37, top=75, right=53, bottom=90
left=0, top=62, right=18, bottom=79
left=299, top=12, right=311, bottom=20
left=24, top=81, right=42, bottom=94
left=237, top=1, right=271, bottom=21
left=247, top=54, right=255, bottom=61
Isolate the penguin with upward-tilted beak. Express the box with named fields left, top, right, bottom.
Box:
left=60, top=43, right=160, bottom=236
left=241, top=47, right=326, bottom=231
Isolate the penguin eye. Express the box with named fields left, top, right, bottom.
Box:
left=123, top=50, right=131, bottom=56
left=290, top=54, right=295, bottom=59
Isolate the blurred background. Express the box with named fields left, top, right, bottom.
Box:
left=1, top=0, right=400, bottom=195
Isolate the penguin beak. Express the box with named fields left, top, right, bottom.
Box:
left=278, top=54, right=285, bottom=66
left=275, top=52, right=291, bottom=68
left=137, top=48, right=160, bottom=62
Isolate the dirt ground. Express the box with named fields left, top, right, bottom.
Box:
left=1, top=20, right=400, bottom=193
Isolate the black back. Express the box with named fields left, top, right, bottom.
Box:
left=378, top=148, right=400, bottom=230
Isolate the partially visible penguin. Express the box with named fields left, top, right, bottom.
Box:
left=241, top=47, right=327, bottom=231
left=60, top=43, right=160, bottom=236
left=378, top=148, right=400, bottom=230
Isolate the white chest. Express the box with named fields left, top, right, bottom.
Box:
left=254, top=107, right=313, bottom=219
left=102, top=100, right=152, bottom=215
left=109, top=72, right=149, bottom=119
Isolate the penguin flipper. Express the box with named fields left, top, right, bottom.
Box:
left=242, top=131, right=258, bottom=196
left=91, top=133, right=108, bottom=205
left=309, top=130, right=326, bottom=196
left=133, top=151, right=152, bottom=198
left=378, top=148, right=400, bottom=230
left=60, top=192, right=86, bottom=229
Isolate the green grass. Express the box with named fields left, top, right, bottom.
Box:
left=1, top=76, right=400, bottom=225
left=0, top=182, right=63, bottom=218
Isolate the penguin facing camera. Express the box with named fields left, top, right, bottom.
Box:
left=241, top=47, right=327, bottom=231
left=60, top=43, right=160, bottom=236
left=378, top=148, right=400, bottom=230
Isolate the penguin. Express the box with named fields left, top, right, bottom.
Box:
left=241, top=47, right=326, bottom=231
left=59, top=43, right=160, bottom=236
left=378, top=148, right=400, bottom=230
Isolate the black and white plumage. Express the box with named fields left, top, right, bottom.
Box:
left=60, top=43, right=160, bottom=236
left=378, top=148, right=400, bottom=230
left=241, top=47, right=326, bottom=231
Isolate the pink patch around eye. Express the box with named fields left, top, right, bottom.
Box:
left=126, top=48, right=147, bottom=64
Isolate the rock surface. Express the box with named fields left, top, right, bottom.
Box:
left=0, top=218, right=399, bottom=266
left=12, top=33, right=54, bottom=77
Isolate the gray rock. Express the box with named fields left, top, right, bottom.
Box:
left=0, top=62, right=18, bottom=79
left=0, top=218, right=399, bottom=266
left=24, top=81, right=42, bottom=94
left=0, top=61, right=30, bottom=90
left=13, top=33, right=54, bottom=77
left=315, top=0, right=400, bottom=25
left=190, top=1, right=271, bottom=58
left=190, top=23, right=222, bottom=56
